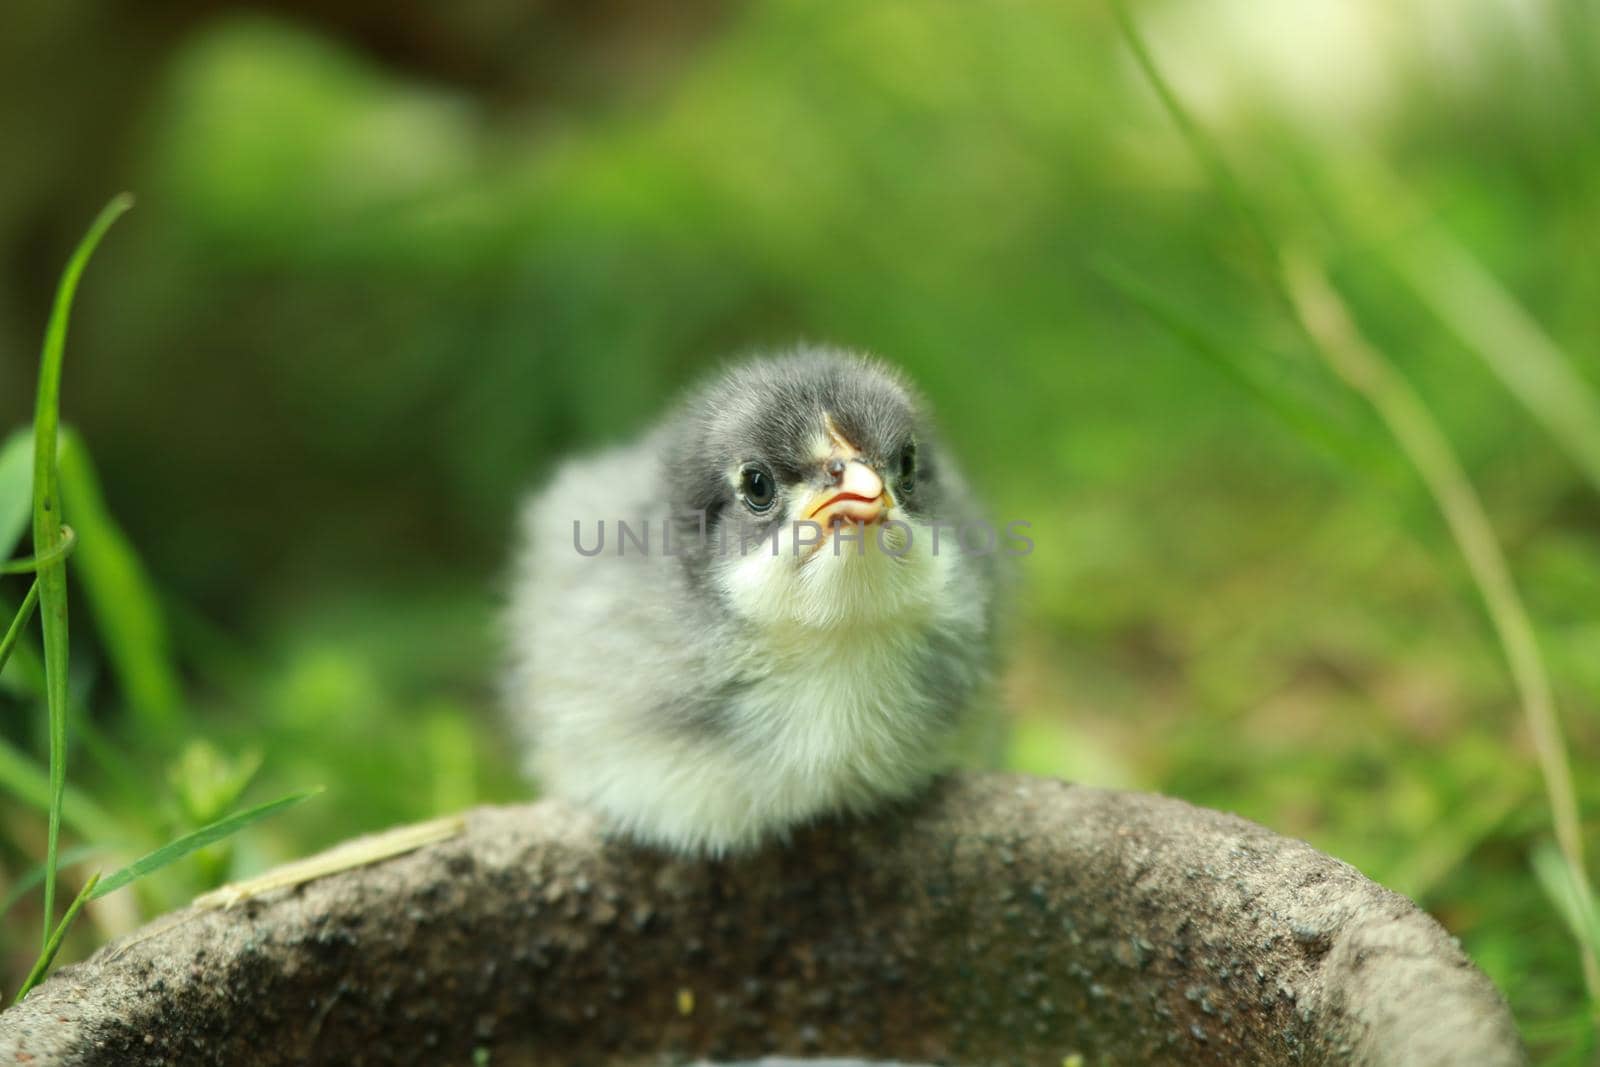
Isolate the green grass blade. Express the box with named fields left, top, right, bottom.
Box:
left=1096, top=260, right=1386, bottom=474
left=1109, top=0, right=1279, bottom=272
left=2, top=456, right=69, bottom=697
left=58, top=431, right=183, bottom=733
left=1111, top=0, right=1599, bottom=1012
left=0, top=585, right=45, bottom=699
left=0, top=580, right=41, bottom=677
left=0, top=734, right=123, bottom=843
left=1110, top=0, right=1599, bottom=1012
left=11, top=872, right=100, bottom=1006
left=92, top=789, right=321, bottom=900
left=1284, top=250, right=1600, bottom=1009
left=1, top=525, right=78, bottom=575
left=0, top=429, right=31, bottom=561
left=1534, top=840, right=1600, bottom=966
left=0, top=845, right=106, bottom=923
left=1310, top=157, right=1600, bottom=494
left=30, top=192, right=133, bottom=950
left=1391, top=229, right=1600, bottom=495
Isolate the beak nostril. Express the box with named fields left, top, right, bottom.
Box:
left=825, top=457, right=846, bottom=483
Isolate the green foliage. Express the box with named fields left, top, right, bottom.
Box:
left=1, top=197, right=314, bottom=1003
left=0, top=735, right=121, bottom=843
left=1110, top=0, right=1599, bottom=1021
left=1537, top=840, right=1600, bottom=974
left=57, top=431, right=183, bottom=734
left=0, top=846, right=105, bottom=925
left=2, top=2, right=1598, bottom=1059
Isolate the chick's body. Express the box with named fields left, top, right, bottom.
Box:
left=507, top=349, right=994, bottom=854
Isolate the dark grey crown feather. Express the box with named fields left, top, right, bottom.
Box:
left=662, top=346, right=942, bottom=526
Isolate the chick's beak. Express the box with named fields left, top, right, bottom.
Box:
left=804, top=458, right=892, bottom=529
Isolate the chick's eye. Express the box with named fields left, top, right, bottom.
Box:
left=739, top=465, right=776, bottom=512
left=898, top=442, right=917, bottom=485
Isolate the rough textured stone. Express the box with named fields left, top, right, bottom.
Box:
left=0, top=774, right=1524, bottom=1066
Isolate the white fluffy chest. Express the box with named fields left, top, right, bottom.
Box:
left=724, top=618, right=936, bottom=786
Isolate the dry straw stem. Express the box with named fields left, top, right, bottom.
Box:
left=191, top=812, right=461, bottom=909
left=1109, top=0, right=1597, bottom=1013
left=1282, top=249, right=1600, bottom=1005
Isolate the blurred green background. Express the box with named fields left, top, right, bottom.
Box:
left=2, top=0, right=1597, bottom=1058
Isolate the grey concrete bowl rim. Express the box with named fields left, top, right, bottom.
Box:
left=0, top=773, right=1525, bottom=1066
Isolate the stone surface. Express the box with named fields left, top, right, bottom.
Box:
left=0, top=774, right=1524, bottom=1066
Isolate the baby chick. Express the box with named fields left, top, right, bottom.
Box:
left=506, top=348, right=995, bottom=854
